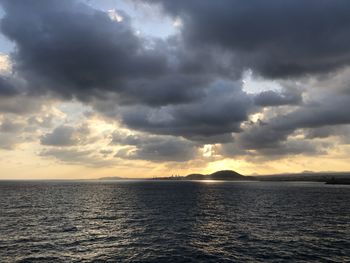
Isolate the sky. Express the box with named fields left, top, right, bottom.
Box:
left=1, top=0, right=350, bottom=179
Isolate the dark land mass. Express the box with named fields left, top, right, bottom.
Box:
left=325, top=177, right=350, bottom=185
left=99, top=170, right=350, bottom=184
left=99, top=170, right=252, bottom=181
left=186, top=170, right=252, bottom=180
left=258, top=172, right=350, bottom=183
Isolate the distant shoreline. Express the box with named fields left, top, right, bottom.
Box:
left=2, top=170, right=350, bottom=185
left=98, top=170, right=350, bottom=185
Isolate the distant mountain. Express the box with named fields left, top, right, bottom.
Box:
left=208, top=170, right=245, bottom=180
left=185, top=170, right=251, bottom=181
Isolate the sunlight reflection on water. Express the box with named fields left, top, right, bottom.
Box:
left=0, top=181, right=349, bottom=262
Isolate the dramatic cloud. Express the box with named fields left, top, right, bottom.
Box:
left=121, top=81, right=252, bottom=142
left=0, top=0, right=168, bottom=101
left=254, top=90, right=302, bottom=107
left=1, top=0, right=350, bottom=173
left=0, top=77, right=18, bottom=96
left=0, top=0, right=225, bottom=108
left=112, top=131, right=197, bottom=162
left=149, top=0, right=350, bottom=78
left=269, top=95, right=350, bottom=131
left=231, top=91, right=350, bottom=157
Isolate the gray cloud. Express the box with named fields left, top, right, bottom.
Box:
left=112, top=132, right=197, bottom=162
left=121, top=81, right=253, bottom=142
left=1, top=0, right=350, bottom=165
left=255, top=140, right=326, bottom=157
left=254, top=90, right=302, bottom=107
left=0, top=117, right=30, bottom=149
left=305, top=127, right=336, bottom=139
left=0, top=0, right=170, bottom=102
left=40, top=148, right=115, bottom=167
left=0, top=0, right=229, bottom=108
left=271, top=96, right=350, bottom=130
left=237, top=123, right=291, bottom=151
left=304, top=125, right=350, bottom=145
left=41, top=125, right=78, bottom=146
left=0, top=95, right=43, bottom=114
left=149, top=0, right=350, bottom=78
left=0, top=77, right=18, bottom=97
left=232, top=92, right=350, bottom=156
left=0, top=118, right=23, bottom=133
left=221, top=136, right=328, bottom=159
left=0, top=0, right=262, bottom=146
left=40, top=124, right=93, bottom=147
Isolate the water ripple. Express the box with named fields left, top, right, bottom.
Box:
left=0, top=181, right=349, bottom=262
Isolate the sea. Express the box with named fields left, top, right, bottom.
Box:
left=0, top=180, right=349, bottom=262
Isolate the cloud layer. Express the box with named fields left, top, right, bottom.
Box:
left=1, top=0, right=350, bottom=171
left=149, top=0, right=350, bottom=77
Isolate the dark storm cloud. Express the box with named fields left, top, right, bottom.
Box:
left=237, top=123, right=291, bottom=151
left=0, top=0, right=171, bottom=103
left=149, top=0, right=350, bottom=78
left=305, top=127, right=336, bottom=139
left=0, top=75, right=43, bottom=114
left=2, top=0, right=350, bottom=161
left=0, top=0, right=270, bottom=145
left=0, top=77, right=18, bottom=96
left=255, top=140, right=324, bottom=157
left=254, top=90, right=302, bottom=107
left=304, top=125, right=350, bottom=143
left=271, top=95, right=350, bottom=130
left=233, top=93, right=350, bottom=156
left=112, top=132, right=197, bottom=162
left=0, top=0, right=230, bottom=107
left=221, top=139, right=323, bottom=158
left=120, top=81, right=253, bottom=142
left=117, top=74, right=208, bottom=106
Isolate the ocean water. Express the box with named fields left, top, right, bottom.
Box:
left=0, top=181, right=349, bottom=263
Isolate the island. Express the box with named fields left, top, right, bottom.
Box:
left=185, top=170, right=253, bottom=180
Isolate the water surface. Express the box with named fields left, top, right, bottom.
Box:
left=0, top=181, right=349, bottom=262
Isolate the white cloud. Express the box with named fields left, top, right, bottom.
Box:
left=0, top=53, right=11, bottom=75
left=107, top=9, right=123, bottom=22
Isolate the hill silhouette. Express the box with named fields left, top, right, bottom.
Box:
left=185, top=170, right=250, bottom=180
